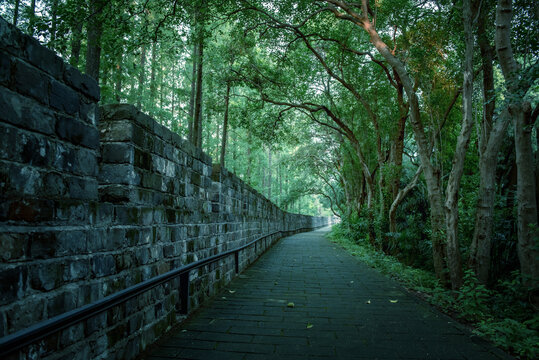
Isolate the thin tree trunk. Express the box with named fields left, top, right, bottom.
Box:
left=246, top=128, right=252, bottom=182
left=85, top=0, right=105, bottom=82
left=188, top=43, right=197, bottom=142
left=469, top=4, right=508, bottom=284
left=193, top=36, right=204, bottom=148
left=149, top=41, right=158, bottom=116
left=13, top=0, right=20, bottom=26
left=28, top=0, right=36, bottom=35
left=496, top=0, right=539, bottom=289
left=443, top=0, right=475, bottom=290
left=220, top=82, right=231, bottom=168
left=268, top=147, right=272, bottom=199
left=70, top=2, right=83, bottom=67
left=50, top=0, right=59, bottom=48
left=114, top=51, right=123, bottom=102
left=136, top=44, right=147, bottom=109
left=389, top=166, right=422, bottom=233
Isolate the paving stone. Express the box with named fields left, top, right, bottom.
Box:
left=144, top=228, right=513, bottom=359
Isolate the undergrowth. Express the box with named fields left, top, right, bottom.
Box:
left=329, top=224, right=539, bottom=359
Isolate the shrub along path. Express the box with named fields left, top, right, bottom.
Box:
left=143, top=227, right=512, bottom=360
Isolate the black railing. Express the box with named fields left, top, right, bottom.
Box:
left=0, top=226, right=318, bottom=357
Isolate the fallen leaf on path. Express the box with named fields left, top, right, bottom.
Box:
left=389, top=299, right=398, bottom=303
left=221, top=296, right=227, bottom=300
left=306, top=323, right=314, bottom=329
left=366, top=300, right=371, bottom=304
left=228, top=290, right=236, bottom=294
left=209, top=319, right=216, bottom=324
left=287, top=302, right=295, bottom=308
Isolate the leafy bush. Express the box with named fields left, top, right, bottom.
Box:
left=476, top=317, right=539, bottom=359
left=455, top=270, right=492, bottom=322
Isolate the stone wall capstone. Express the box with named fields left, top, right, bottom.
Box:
left=0, top=16, right=330, bottom=360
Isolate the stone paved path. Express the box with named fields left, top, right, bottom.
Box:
left=144, top=227, right=512, bottom=360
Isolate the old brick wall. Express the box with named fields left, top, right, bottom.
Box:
left=0, top=16, right=330, bottom=360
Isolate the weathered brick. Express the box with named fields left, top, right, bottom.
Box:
left=0, top=265, right=27, bottom=305
left=5, top=296, right=45, bottom=332
left=64, top=64, right=100, bottom=101
left=0, top=89, right=58, bottom=135
left=0, top=53, right=10, bottom=85
left=91, top=254, right=116, bottom=277
left=101, top=143, right=134, bottom=164
left=80, top=100, right=98, bottom=126
left=43, top=171, right=67, bottom=198
left=99, top=184, right=132, bottom=204
left=12, top=59, right=49, bottom=104
left=0, top=17, right=24, bottom=56
left=0, top=233, right=27, bottom=262
left=30, top=262, right=64, bottom=291
left=56, top=115, right=99, bottom=149
left=99, top=163, right=140, bottom=186
left=68, top=176, right=98, bottom=200
left=64, top=259, right=90, bottom=282
left=4, top=198, right=55, bottom=222
left=25, top=36, right=64, bottom=79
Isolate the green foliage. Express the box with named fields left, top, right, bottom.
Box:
left=476, top=318, right=539, bottom=359
left=455, top=270, right=492, bottom=322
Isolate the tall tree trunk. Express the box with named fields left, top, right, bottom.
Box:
left=69, top=2, right=83, bottom=67
left=496, top=0, right=539, bottom=290
left=50, top=0, right=59, bottom=48
left=114, top=51, right=123, bottom=102
left=28, top=0, right=36, bottom=35
left=220, top=82, right=231, bottom=168
left=246, top=128, right=252, bottom=182
left=469, top=4, right=508, bottom=284
left=13, top=0, right=20, bottom=26
left=267, top=147, right=272, bottom=199
left=85, top=0, right=105, bottom=82
left=136, top=44, right=147, bottom=109
left=443, top=0, right=475, bottom=290
left=149, top=41, right=158, bottom=116
left=188, top=43, right=197, bottom=142
left=279, top=156, right=283, bottom=207
left=192, top=35, right=204, bottom=148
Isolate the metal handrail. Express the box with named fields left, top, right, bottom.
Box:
left=0, top=226, right=317, bottom=356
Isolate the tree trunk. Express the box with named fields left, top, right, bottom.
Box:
left=114, top=51, right=123, bottom=102
left=13, top=0, right=20, bottom=26
left=70, top=2, right=83, bottom=67
left=85, top=0, right=105, bottom=82
left=469, top=4, right=508, bottom=284
left=496, top=0, right=539, bottom=289
left=188, top=43, right=197, bottom=142
left=220, top=82, right=231, bottom=168
left=443, top=0, right=476, bottom=290
left=389, top=166, right=422, bottom=233
left=192, top=35, right=204, bottom=148
left=136, top=44, right=147, bottom=109
left=149, top=41, right=158, bottom=116
left=267, top=147, right=272, bottom=199
left=28, top=0, right=36, bottom=35
left=50, top=0, right=59, bottom=48
left=246, top=137, right=252, bottom=182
